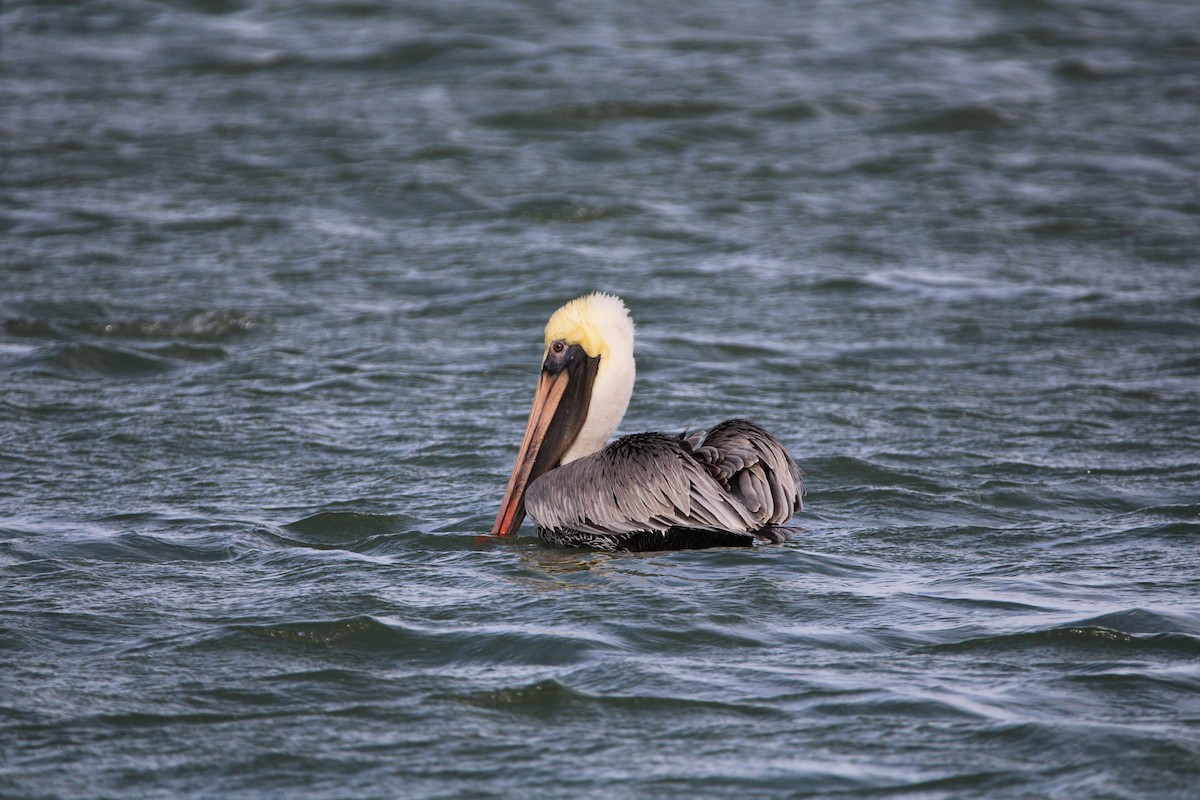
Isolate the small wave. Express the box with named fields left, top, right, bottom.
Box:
left=779, top=547, right=885, bottom=579
left=453, top=678, right=783, bottom=719
left=268, top=511, right=419, bottom=551
left=1135, top=503, right=1200, bottom=521
left=4, top=526, right=242, bottom=566
left=40, top=706, right=295, bottom=732
left=3, top=317, right=60, bottom=339
left=479, top=99, right=732, bottom=129
left=1053, top=57, right=1132, bottom=83
left=42, top=343, right=176, bottom=377
left=143, top=342, right=229, bottom=362
left=858, top=269, right=1090, bottom=303
left=805, top=689, right=998, bottom=724
left=93, top=310, right=267, bottom=341
left=23, top=340, right=230, bottom=378
left=616, top=622, right=768, bottom=653
left=159, top=32, right=537, bottom=75
left=6, top=309, right=267, bottom=343
left=804, top=275, right=891, bottom=294
left=504, top=195, right=642, bottom=223
left=815, top=456, right=948, bottom=494
left=2, top=207, right=114, bottom=237
left=238, top=615, right=393, bottom=647
left=665, top=35, right=783, bottom=53
left=1072, top=608, right=1200, bottom=638
left=232, top=615, right=606, bottom=667
left=752, top=100, right=821, bottom=122
left=160, top=46, right=295, bottom=76
left=1117, top=520, right=1200, bottom=540
left=307, top=34, right=542, bottom=72
left=1059, top=314, right=1200, bottom=336
left=921, top=613, right=1200, bottom=658
left=882, top=104, right=1013, bottom=135
left=284, top=510, right=415, bottom=536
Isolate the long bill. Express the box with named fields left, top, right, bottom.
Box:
left=492, top=348, right=596, bottom=536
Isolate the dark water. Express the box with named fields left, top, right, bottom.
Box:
left=3, top=0, right=1200, bottom=797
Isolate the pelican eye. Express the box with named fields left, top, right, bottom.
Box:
left=551, top=340, right=567, bottom=355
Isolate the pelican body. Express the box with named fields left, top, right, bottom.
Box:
left=492, top=293, right=804, bottom=552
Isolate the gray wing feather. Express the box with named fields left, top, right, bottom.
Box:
left=526, top=419, right=803, bottom=536
left=526, top=433, right=760, bottom=536
left=692, top=418, right=804, bottom=526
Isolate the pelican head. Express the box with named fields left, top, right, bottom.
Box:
left=492, top=293, right=636, bottom=536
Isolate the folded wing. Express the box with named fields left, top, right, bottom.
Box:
left=525, top=418, right=803, bottom=540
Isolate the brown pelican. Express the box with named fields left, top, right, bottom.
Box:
left=492, top=292, right=804, bottom=552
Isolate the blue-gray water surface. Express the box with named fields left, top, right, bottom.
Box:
left=3, top=1, right=1199, bottom=798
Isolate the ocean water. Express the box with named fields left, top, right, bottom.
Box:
left=2, top=1, right=1199, bottom=797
